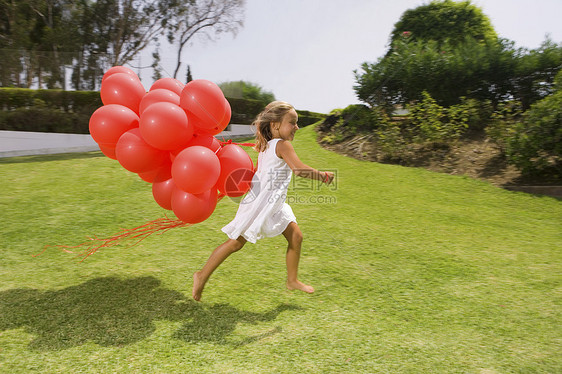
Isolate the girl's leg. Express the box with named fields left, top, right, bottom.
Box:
left=283, top=222, right=314, bottom=293
left=192, top=236, right=246, bottom=301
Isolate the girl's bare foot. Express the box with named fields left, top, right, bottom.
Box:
left=192, top=272, right=206, bottom=301
left=286, top=280, right=314, bottom=294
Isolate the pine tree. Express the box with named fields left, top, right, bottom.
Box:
left=186, top=64, right=193, bottom=83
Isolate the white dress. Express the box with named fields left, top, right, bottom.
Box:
left=222, top=138, right=296, bottom=243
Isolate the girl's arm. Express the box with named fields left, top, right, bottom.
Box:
left=276, top=140, right=334, bottom=184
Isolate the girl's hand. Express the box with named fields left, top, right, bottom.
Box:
left=323, top=171, right=335, bottom=185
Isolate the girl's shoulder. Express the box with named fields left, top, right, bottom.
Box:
left=275, top=139, right=296, bottom=159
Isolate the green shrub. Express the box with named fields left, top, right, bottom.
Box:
left=295, top=110, right=326, bottom=128
left=407, top=91, right=468, bottom=142
left=341, top=104, right=380, bottom=132
left=505, top=84, right=562, bottom=176
left=451, top=97, right=493, bottom=132
left=485, top=101, right=523, bottom=152
left=317, top=104, right=386, bottom=144
left=375, top=120, right=407, bottom=160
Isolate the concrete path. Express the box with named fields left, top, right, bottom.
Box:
left=0, top=124, right=255, bottom=158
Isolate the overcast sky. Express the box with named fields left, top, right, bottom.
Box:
left=134, top=0, right=562, bottom=114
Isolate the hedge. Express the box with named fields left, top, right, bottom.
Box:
left=0, top=88, right=102, bottom=112
left=0, top=88, right=326, bottom=133
left=0, top=88, right=101, bottom=134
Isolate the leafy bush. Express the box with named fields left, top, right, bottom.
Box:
left=451, top=97, right=493, bottom=132
left=374, top=120, right=407, bottom=161
left=505, top=73, right=562, bottom=176
left=318, top=104, right=386, bottom=144
left=407, top=91, right=468, bottom=142
left=485, top=101, right=523, bottom=152
left=295, top=110, right=326, bottom=127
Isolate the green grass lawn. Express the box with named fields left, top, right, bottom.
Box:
left=1, top=124, right=561, bottom=373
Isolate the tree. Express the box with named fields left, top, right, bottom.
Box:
left=511, top=38, right=562, bottom=109
left=354, top=0, right=562, bottom=112
left=0, top=0, right=174, bottom=89
left=1, top=0, right=246, bottom=90
left=91, top=0, right=174, bottom=66
left=389, top=0, right=497, bottom=48
left=71, top=0, right=177, bottom=89
left=354, top=37, right=518, bottom=110
left=218, top=80, right=275, bottom=103
left=355, top=0, right=502, bottom=111
left=166, top=0, right=245, bottom=79
left=0, top=0, right=82, bottom=88
left=186, top=64, right=193, bottom=83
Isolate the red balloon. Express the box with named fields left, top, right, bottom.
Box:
left=150, top=78, right=185, bottom=96
left=169, top=133, right=220, bottom=164
left=115, top=128, right=168, bottom=173
left=89, top=104, right=139, bottom=146
left=98, top=143, right=117, bottom=160
left=186, top=133, right=221, bottom=152
left=139, top=89, right=180, bottom=115
left=101, top=73, right=146, bottom=114
left=171, top=187, right=218, bottom=224
left=138, top=161, right=171, bottom=183
left=139, top=102, right=193, bottom=150
left=221, top=99, right=232, bottom=128
left=152, top=170, right=175, bottom=210
left=172, top=145, right=220, bottom=194
left=196, top=98, right=232, bottom=136
left=180, top=79, right=229, bottom=132
left=216, top=144, right=254, bottom=196
left=102, top=66, right=139, bottom=83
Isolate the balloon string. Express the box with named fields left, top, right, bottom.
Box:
left=219, top=138, right=255, bottom=147
left=36, top=194, right=227, bottom=262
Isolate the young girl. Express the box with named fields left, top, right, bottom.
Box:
left=192, top=101, right=334, bottom=301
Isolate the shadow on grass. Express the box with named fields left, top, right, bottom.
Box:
left=0, top=276, right=300, bottom=350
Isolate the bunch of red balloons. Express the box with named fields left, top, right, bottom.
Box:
left=89, top=66, right=254, bottom=224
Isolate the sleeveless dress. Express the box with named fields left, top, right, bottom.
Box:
left=222, top=138, right=296, bottom=243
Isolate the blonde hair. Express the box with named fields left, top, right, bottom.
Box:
left=252, top=101, right=294, bottom=152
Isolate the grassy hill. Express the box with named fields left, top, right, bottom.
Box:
left=0, top=124, right=560, bottom=373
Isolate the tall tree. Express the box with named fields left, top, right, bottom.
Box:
left=354, top=0, right=522, bottom=111
left=166, top=0, right=245, bottom=79
left=70, top=0, right=178, bottom=89
left=0, top=0, right=31, bottom=86
left=186, top=64, right=193, bottom=83
left=1, top=0, right=246, bottom=90
left=512, top=38, right=562, bottom=109
left=0, top=0, right=81, bottom=88
left=389, top=0, right=497, bottom=48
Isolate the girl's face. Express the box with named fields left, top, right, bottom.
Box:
left=272, top=109, right=299, bottom=141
